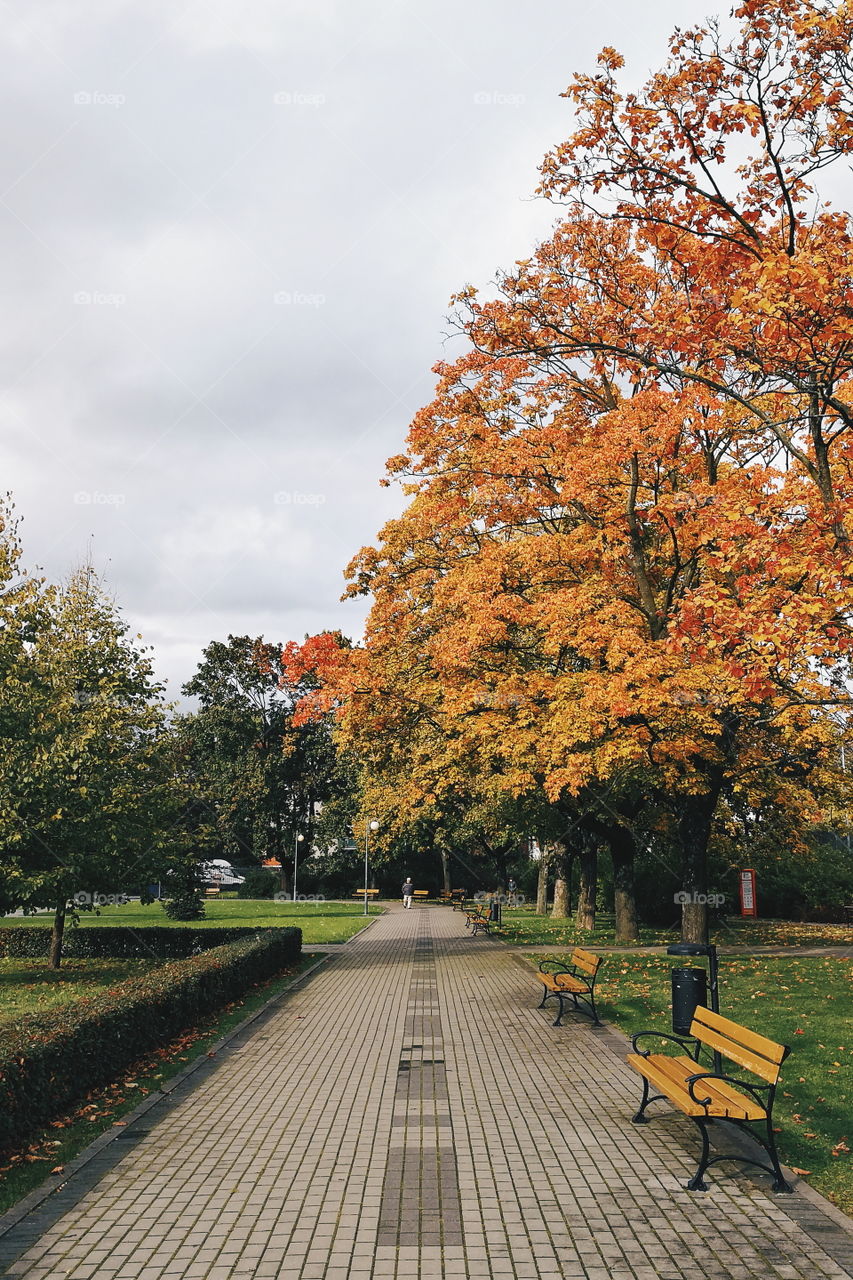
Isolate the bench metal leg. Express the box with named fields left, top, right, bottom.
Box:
left=569, top=990, right=602, bottom=1027
left=632, top=1076, right=667, bottom=1125
left=686, top=1116, right=793, bottom=1193
left=765, top=1116, right=793, bottom=1193
left=687, top=1119, right=711, bottom=1191
left=538, top=985, right=548, bottom=1009
left=632, top=1075, right=652, bottom=1123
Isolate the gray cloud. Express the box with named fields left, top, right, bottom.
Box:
left=0, top=0, right=717, bottom=696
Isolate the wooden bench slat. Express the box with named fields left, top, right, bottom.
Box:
left=690, top=1023, right=786, bottom=1084
left=571, top=948, right=601, bottom=976
left=626, top=1054, right=766, bottom=1120
left=691, top=1007, right=788, bottom=1079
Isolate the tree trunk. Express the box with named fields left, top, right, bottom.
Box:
left=575, top=840, right=597, bottom=931
left=552, top=876, right=570, bottom=917
left=49, top=899, right=66, bottom=970
left=678, top=780, right=722, bottom=944
left=536, top=846, right=550, bottom=915
left=550, top=840, right=570, bottom=917
left=610, top=825, right=640, bottom=944
left=439, top=849, right=451, bottom=893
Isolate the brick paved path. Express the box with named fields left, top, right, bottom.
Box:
left=1, top=905, right=851, bottom=1280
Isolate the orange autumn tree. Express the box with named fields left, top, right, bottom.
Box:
left=365, top=340, right=846, bottom=936
left=286, top=0, right=853, bottom=941
left=287, top=334, right=841, bottom=940
left=437, top=0, right=853, bottom=934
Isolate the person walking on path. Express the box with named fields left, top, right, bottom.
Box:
left=402, top=877, right=414, bottom=908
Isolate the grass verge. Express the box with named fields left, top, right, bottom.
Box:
left=503, top=908, right=853, bottom=948
left=532, top=951, right=852, bottom=1215
left=0, top=953, right=323, bottom=1215
left=0, top=958, right=159, bottom=1025
left=0, top=900, right=383, bottom=944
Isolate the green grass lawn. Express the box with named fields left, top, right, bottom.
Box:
left=502, top=906, right=853, bottom=948
left=0, top=958, right=160, bottom=1025
left=532, top=951, right=852, bottom=1214
left=0, top=899, right=383, bottom=945
left=0, top=953, right=322, bottom=1212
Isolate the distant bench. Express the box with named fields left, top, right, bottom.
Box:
left=628, top=1005, right=792, bottom=1192
left=535, top=949, right=603, bottom=1026
left=352, top=889, right=380, bottom=899
left=464, top=905, right=495, bottom=937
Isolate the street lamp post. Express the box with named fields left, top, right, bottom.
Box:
left=292, top=832, right=305, bottom=903
left=364, top=819, right=379, bottom=915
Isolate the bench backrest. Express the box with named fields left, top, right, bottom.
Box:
left=570, top=947, right=601, bottom=977
left=690, top=1006, right=789, bottom=1084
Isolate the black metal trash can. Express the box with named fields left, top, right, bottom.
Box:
left=672, top=966, right=707, bottom=1035
left=489, top=899, right=502, bottom=926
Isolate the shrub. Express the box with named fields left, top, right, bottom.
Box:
left=162, top=863, right=206, bottom=920
left=0, top=926, right=273, bottom=960
left=0, top=928, right=301, bottom=1155
left=236, top=869, right=279, bottom=899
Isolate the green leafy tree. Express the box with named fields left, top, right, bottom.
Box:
left=3, top=564, right=169, bottom=966
left=180, top=635, right=347, bottom=892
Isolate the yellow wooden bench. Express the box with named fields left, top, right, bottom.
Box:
left=628, top=1005, right=792, bottom=1192
left=464, top=904, right=497, bottom=936
left=535, top=949, right=603, bottom=1026
left=412, top=889, right=430, bottom=901
left=351, top=888, right=380, bottom=899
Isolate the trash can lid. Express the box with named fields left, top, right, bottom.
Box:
left=666, top=942, right=716, bottom=956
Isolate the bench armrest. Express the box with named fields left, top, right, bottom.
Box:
left=538, top=959, right=571, bottom=975
left=686, top=1071, right=771, bottom=1110
left=631, top=1029, right=701, bottom=1059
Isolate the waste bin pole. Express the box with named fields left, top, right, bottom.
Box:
left=707, top=945, right=719, bottom=1014
left=707, top=944, right=721, bottom=1073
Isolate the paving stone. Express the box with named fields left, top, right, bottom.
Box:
left=0, top=906, right=851, bottom=1279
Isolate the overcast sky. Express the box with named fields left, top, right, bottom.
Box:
left=1, top=0, right=718, bottom=699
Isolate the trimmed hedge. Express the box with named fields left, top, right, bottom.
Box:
left=0, top=927, right=301, bottom=1155
left=0, top=926, right=271, bottom=960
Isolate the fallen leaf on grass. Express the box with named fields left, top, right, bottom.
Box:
left=789, top=1167, right=812, bottom=1176
left=50, top=1166, right=64, bottom=1175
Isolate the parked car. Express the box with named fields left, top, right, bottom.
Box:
left=200, top=859, right=245, bottom=888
